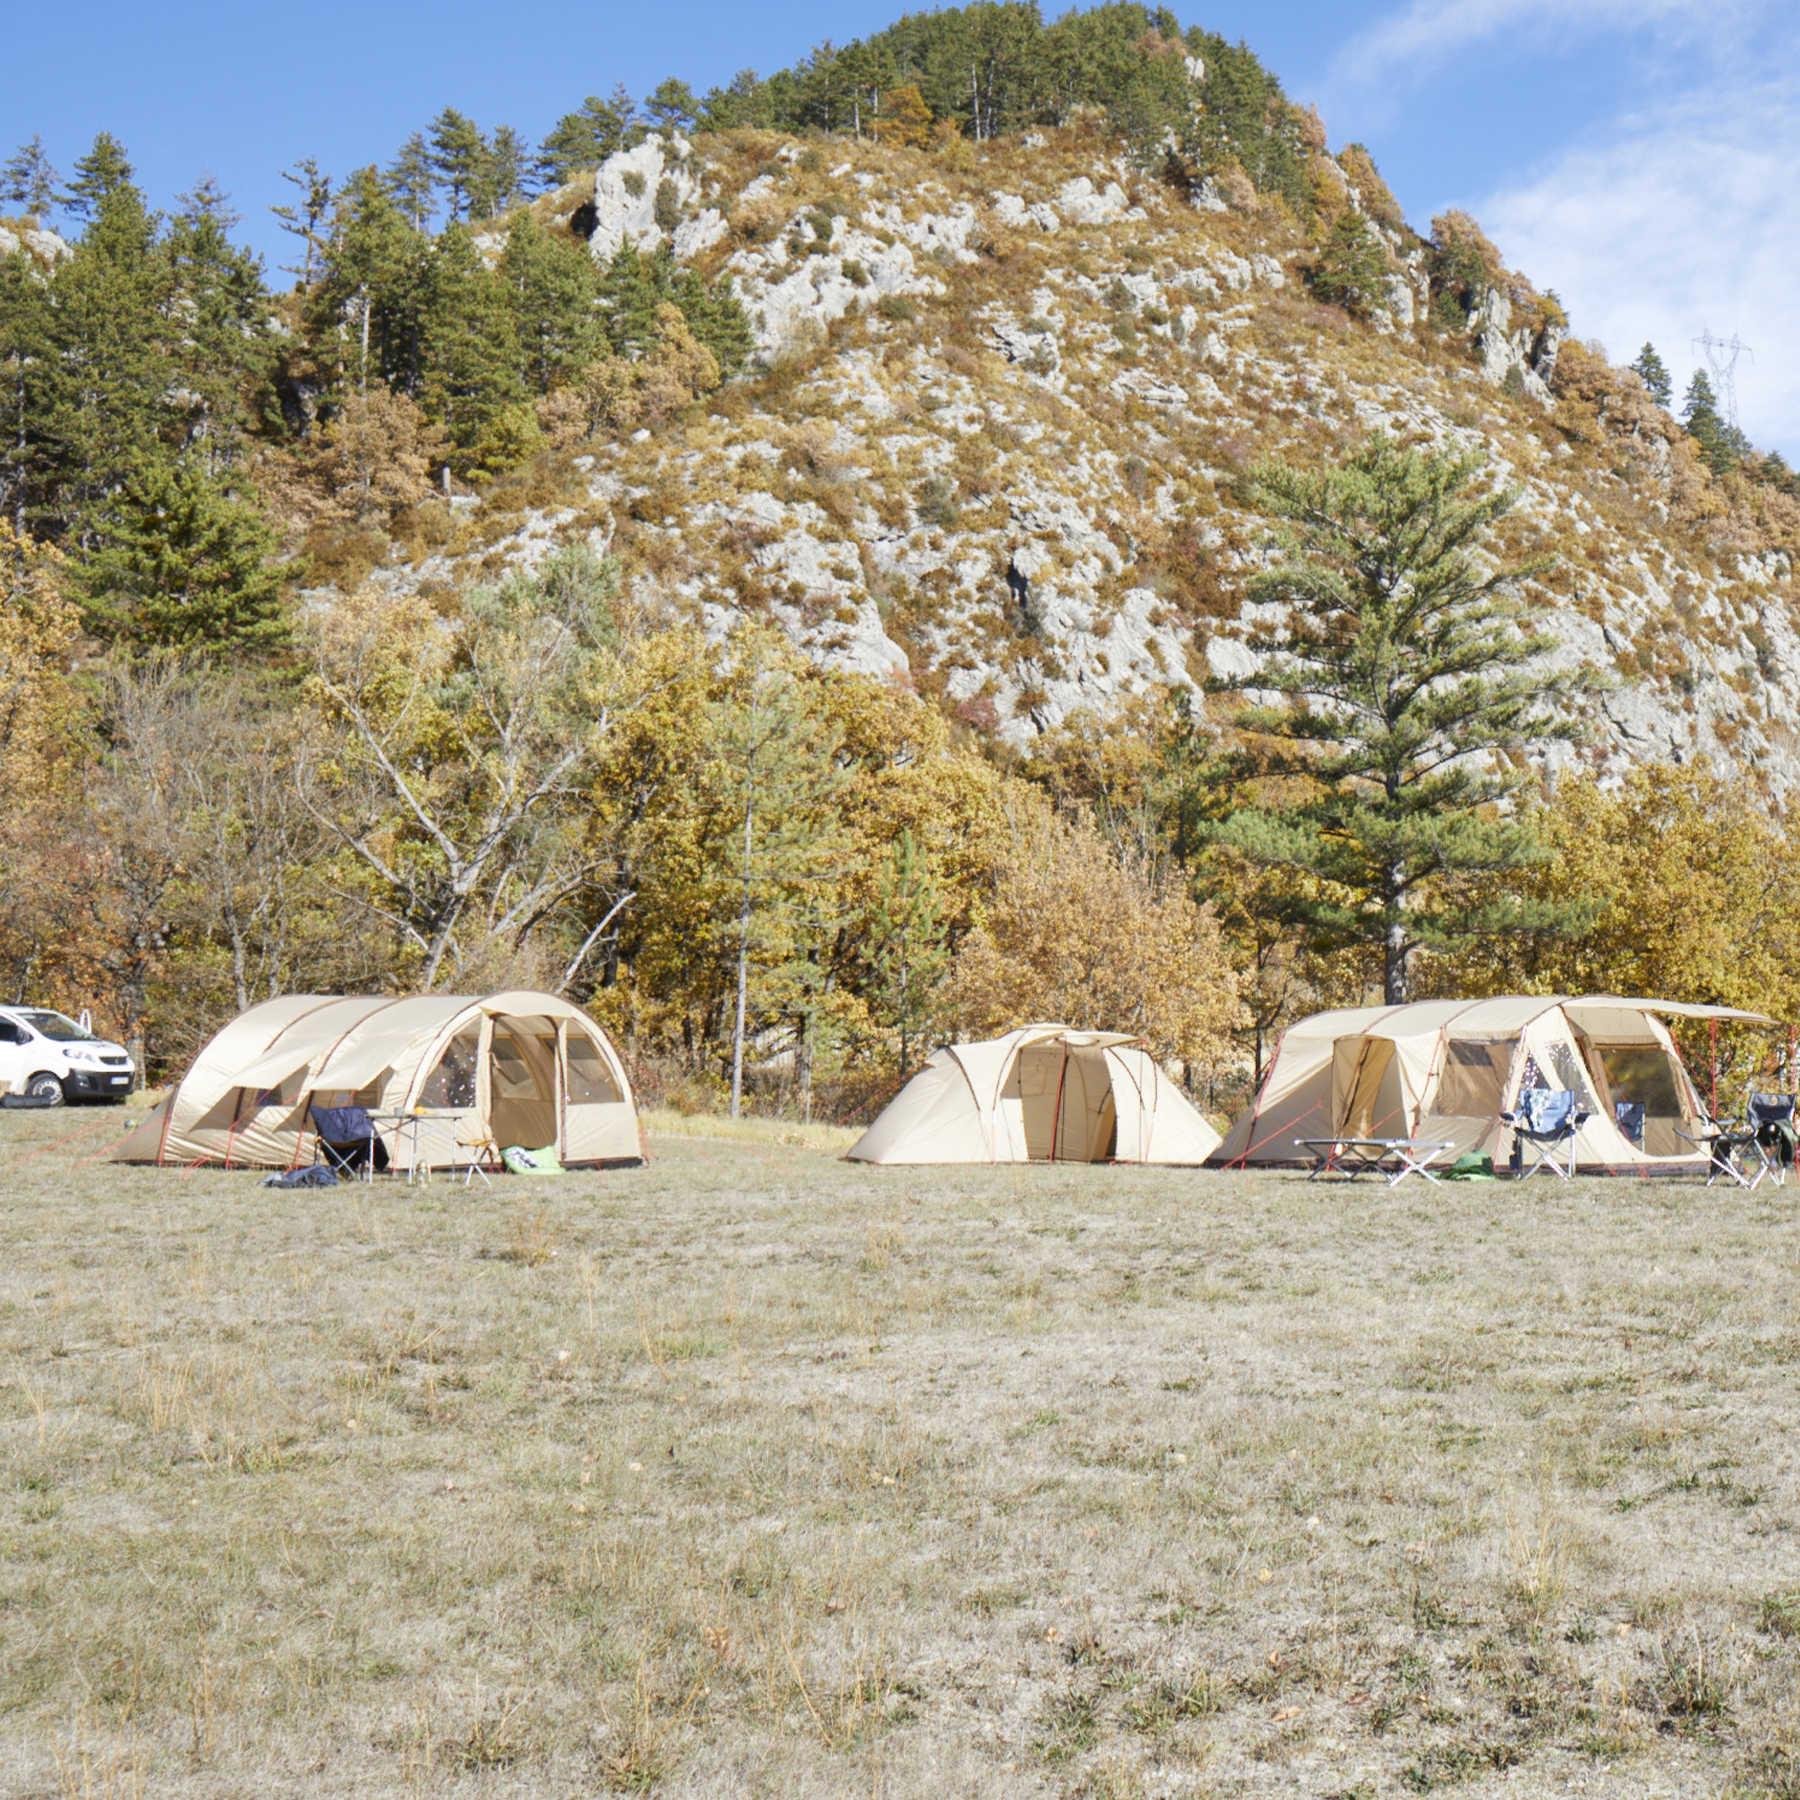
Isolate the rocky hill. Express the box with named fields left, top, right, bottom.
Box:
left=354, top=113, right=1800, bottom=791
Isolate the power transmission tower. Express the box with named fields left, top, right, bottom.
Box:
left=1693, top=328, right=1753, bottom=432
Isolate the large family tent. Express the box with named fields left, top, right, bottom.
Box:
left=847, top=1025, right=1222, bottom=1166
left=113, top=991, right=643, bottom=1171
left=1212, top=995, right=1768, bottom=1174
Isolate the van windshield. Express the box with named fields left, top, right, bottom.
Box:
left=17, top=1010, right=94, bottom=1042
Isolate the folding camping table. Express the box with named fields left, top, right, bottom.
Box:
left=370, top=1111, right=435, bottom=1185
left=1296, top=1138, right=1458, bottom=1186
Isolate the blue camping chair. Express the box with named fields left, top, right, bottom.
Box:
left=1501, top=1088, right=1590, bottom=1179
left=1614, top=1099, right=1646, bottom=1149
left=309, top=1104, right=388, bottom=1179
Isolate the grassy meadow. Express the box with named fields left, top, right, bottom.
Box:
left=4, top=1101, right=1800, bottom=1797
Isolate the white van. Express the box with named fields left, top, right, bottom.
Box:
left=0, top=1007, right=137, bottom=1104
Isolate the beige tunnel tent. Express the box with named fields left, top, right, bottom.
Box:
left=113, top=991, right=643, bottom=1171
left=1212, top=995, right=1769, bottom=1174
left=847, top=1025, right=1222, bottom=1166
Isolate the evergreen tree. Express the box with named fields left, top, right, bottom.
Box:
left=60, top=132, right=135, bottom=223
left=1211, top=436, right=1592, bottom=1004
left=418, top=223, right=524, bottom=466
left=700, top=70, right=774, bottom=131
left=1682, top=370, right=1737, bottom=475
left=427, top=109, right=486, bottom=222
left=537, top=89, right=636, bottom=186
left=1630, top=341, right=1672, bottom=408
left=31, top=168, right=173, bottom=545
left=596, top=243, right=665, bottom=359
left=271, top=157, right=333, bottom=284
left=165, top=179, right=271, bottom=461
left=867, top=827, right=949, bottom=1079
left=1, top=136, right=59, bottom=218
left=1306, top=211, right=1389, bottom=318
left=312, top=166, right=431, bottom=395
left=0, top=251, right=53, bottom=535
left=644, top=78, right=699, bottom=136
left=83, top=458, right=285, bottom=651
left=596, top=244, right=751, bottom=376
left=483, top=125, right=533, bottom=215
left=499, top=212, right=605, bottom=395
left=386, top=133, right=436, bottom=230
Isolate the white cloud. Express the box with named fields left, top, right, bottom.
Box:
left=1475, top=80, right=1800, bottom=457
left=1332, top=0, right=1745, bottom=91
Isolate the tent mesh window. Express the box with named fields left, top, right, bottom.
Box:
left=420, top=1027, right=480, bottom=1108
left=1546, top=1042, right=1598, bottom=1110
left=1435, top=1038, right=1512, bottom=1117
left=565, top=1033, right=621, bottom=1104
left=491, top=1028, right=541, bottom=1099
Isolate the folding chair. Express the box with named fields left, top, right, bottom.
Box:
left=310, top=1104, right=389, bottom=1180
left=1614, top=1099, right=1646, bottom=1149
left=1747, top=1093, right=1795, bottom=1188
left=1501, top=1088, right=1589, bottom=1179
left=1678, top=1115, right=1761, bottom=1188
left=455, top=1126, right=498, bottom=1188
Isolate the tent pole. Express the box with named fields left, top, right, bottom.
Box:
left=1709, top=1018, right=1719, bottom=1120
left=1049, top=1045, right=1071, bottom=1163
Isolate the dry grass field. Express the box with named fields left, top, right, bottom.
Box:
left=4, top=1102, right=1800, bottom=1799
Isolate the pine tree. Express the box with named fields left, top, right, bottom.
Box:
left=699, top=70, right=773, bottom=131
left=1306, top=211, right=1389, bottom=318
left=271, top=158, right=332, bottom=284
left=427, top=109, right=486, bottom=223
left=60, top=132, right=135, bottom=223
left=386, top=133, right=436, bottom=230
left=596, top=244, right=752, bottom=376
left=536, top=90, right=636, bottom=186
left=0, top=251, right=53, bottom=536
left=484, top=125, right=533, bottom=215
left=32, top=168, right=174, bottom=546
left=868, top=827, right=949, bottom=1079
left=1682, top=370, right=1737, bottom=475
left=312, top=166, right=431, bottom=395
left=166, top=179, right=271, bottom=461
left=499, top=212, right=605, bottom=395
left=1631, top=341, right=1672, bottom=408
left=596, top=244, right=664, bottom=359
left=418, top=224, right=524, bottom=466
left=1, top=136, right=59, bottom=218
left=644, top=78, right=698, bottom=136
left=1211, top=435, right=1593, bottom=1004
left=82, top=458, right=286, bottom=651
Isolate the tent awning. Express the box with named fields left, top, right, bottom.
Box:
left=1574, top=996, right=1775, bottom=1025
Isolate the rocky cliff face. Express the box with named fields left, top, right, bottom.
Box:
left=399, top=127, right=1800, bottom=790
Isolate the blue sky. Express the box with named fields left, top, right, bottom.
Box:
left=6, top=0, right=1796, bottom=453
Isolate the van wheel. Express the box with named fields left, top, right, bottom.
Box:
left=24, top=1072, right=66, bottom=1106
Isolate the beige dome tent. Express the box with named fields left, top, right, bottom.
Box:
left=1212, top=995, right=1769, bottom=1174
left=113, top=990, right=643, bottom=1172
left=847, top=1025, right=1222, bottom=1166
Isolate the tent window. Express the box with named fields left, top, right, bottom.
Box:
left=491, top=1026, right=543, bottom=1100
left=1435, top=1038, right=1511, bottom=1116
left=1591, top=1045, right=1683, bottom=1116
left=420, top=1028, right=480, bottom=1108
left=565, top=1033, right=620, bottom=1104
left=1546, top=1043, right=1597, bottom=1108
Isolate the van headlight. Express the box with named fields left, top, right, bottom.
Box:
left=63, top=1046, right=105, bottom=1066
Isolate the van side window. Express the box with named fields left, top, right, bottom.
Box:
left=0, top=1020, right=24, bottom=1045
